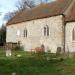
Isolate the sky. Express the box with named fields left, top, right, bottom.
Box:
left=0, top=0, right=55, bottom=27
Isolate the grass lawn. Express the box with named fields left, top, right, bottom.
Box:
left=0, top=49, right=75, bottom=75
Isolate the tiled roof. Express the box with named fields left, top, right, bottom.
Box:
left=65, top=1, right=75, bottom=22
left=7, top=0, right=72, bottom=25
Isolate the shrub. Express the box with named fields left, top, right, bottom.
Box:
left=12, top=45, right=24, bottom=51
left=35, top=47, right=44, bottom=54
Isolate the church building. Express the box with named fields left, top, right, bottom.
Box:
left=6, top=0, right=75, bottom=53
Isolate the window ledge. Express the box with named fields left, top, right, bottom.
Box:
left=44, top=36, right=49, bottom=38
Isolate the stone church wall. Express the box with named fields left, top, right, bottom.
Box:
left=6, top=15, right=64, bottom=53
left=65, top=22, right=75, bottom=52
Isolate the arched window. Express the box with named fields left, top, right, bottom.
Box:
left=24, top=28, right=27, bottom=37
left=72, top=28, right=75, bottom=41
left=44, top=25, right=49, bottom=36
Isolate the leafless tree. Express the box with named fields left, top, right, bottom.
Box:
left=16, top=0, right=51, bottom=11
left=3, top=12, right=16, bottom=21
left=16, top=0, right=35, bottom=11
left=40, top=0, right=49, bottom=4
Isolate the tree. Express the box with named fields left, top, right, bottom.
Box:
left=16, top=0, right=35, bottom=11
left=0, top=25, right=6, bottom=46
left=40, top=0, right=47, bottom=4
left=3, top=12, right=16, bottom=21
left=38, top=0, right=50, bottom=4
left=16, top=0, right=53, bottom=11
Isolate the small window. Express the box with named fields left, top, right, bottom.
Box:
left=44, top=25, right=49, bottom=36
left=72, top=28, right=75, bottom=41
left=16, top=30, right=20, bottom=37
left=24, top=28, right=27, bottom=37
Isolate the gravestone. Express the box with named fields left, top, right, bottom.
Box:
left=5, top=43, right=12, bottom=57
left=56, top=47, right=61, bottom=55
left=6, top=49, right=11, bottom=56
left=12, top=72, right=16, bottom=75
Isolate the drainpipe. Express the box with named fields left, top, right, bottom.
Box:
left=62, top=14, right=66, bottom=53
left=64, top=21, right=66, bottom=53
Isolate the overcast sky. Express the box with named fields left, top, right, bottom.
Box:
left=0, top=0, right=55, bottom=27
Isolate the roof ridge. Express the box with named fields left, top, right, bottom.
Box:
left=62, top=0, right=73, bottom=14
left=64, top=0, right=75, bottom=22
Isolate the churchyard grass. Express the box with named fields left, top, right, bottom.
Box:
left=0, top=49, right=75, bottom=75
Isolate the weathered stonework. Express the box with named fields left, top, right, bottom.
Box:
left=6, top=0, right=75, bottom=53
left=65, top=22, right=75, bottom=52
left=6, top=15, right=64, bottom=53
